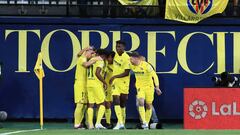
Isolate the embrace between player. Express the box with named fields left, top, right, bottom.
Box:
left=73, top=40, right=162, bottom=130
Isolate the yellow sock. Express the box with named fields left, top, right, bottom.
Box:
left=105, top=108, right=111, bottom=124
left=114, top=105, right=123, bottom=124
left=139, top=106, right=146, bottom=123
left=145, top=108, right=152, bottom=123
left=74, top=103, right=84, bottom=126
left=96, top=105, right=105, bottom=124
left=79, top=104, right=87, bottom=124
left=121, top=107, right=126, bottom=124
left=87, top=108, right=94, bottom=127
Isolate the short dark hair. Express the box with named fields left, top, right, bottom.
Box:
left=96, top=49, right=107, bottom=56
left=116, top=40, right=126, bottom=47
left=107, top=51, right=115, bottom=58
left=128, top=51, right=141, bottom=58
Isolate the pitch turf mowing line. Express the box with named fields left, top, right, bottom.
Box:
left=0, top=129, right=41, bottom=135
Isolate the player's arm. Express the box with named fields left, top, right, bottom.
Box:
left=96, top=67, right=107, bottom=90
left=151, top=71, right=162, bottom=95
left=109, top=69, right=130, bottom=84
left=77, top=46, right=92, bottom=57
left=109, top=59, right=130, bottom=84
left=82, top=56, right=102, bottom=68
left=147, top=64, right=162, bottom=95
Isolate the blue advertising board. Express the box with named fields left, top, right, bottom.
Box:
left=0, top=17, right=239, bottom=119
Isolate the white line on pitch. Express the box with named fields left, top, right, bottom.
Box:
left=0, top=129, right=42, bottom=135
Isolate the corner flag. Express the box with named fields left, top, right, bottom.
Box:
left=34, top=52, right=45, bottom=79
left=34, top=52, right=45, bottom=130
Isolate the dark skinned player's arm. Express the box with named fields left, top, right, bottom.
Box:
left=113, top=69, right=130, bottom=79
left=96, top=67, right=107, bottom=89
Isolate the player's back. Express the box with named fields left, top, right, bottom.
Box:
left=87, top=57, right=105, bottom=87
left=75, top=56, right=87, bottom=84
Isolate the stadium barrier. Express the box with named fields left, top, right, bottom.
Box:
left=184, top=88, right=240, bottom=129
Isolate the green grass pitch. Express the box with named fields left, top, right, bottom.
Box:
left=1, top=122, right=240, bottom=135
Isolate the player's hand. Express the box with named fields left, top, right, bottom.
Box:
left=155, top=87, right=162, bottom=96
left=86, top=46, right=93, bottom=51
left=103, top=82, right=108, bottom=90
left=109, top=76, right=115, bottom=85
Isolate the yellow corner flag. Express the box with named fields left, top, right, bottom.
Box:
left=34, top=52, right=45, bottom=79
left=165, top=0, right=229, bottom=23
left=34, top=52, right=45, bottom=130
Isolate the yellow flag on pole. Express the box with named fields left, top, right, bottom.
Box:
left=34, top=52, right=44, bottom=130
left=34, top=52, right=45, bottom=79
left=165, top=0, right=229, bottom=23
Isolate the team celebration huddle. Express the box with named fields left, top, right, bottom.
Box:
left=74, top=40, right=162, bottom=130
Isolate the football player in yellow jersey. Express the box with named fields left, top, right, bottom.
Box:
left=74, top=47, right=99, bottom=129
left=109, top=40, right=131, bottom=129
left=87, top=49, right=108, bottom=129
left=104, top=51, right=115, bottom=129
left=128, top=51, right=162, bottom=129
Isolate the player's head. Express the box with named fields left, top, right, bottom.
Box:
left=140, top=56, right=146, bottom=61
left=128, top=51, right=141, bottom=65
left=116, top=40, right=126, bottom=55
left=84, top=46, right=95, bottom=59
left=107, top=51, right=115, bottom=64
left=96, top=49, right=107, bottom=60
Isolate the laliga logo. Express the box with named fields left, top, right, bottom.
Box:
left=189, top=100, right=240, bottom=120
left=189, top=100, right=208, bottom=120
left=187, top=0, right=213, bottom=14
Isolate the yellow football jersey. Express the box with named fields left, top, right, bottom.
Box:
left=87, top=57, right=105, bottom=87
left=75, top=56, right=87, bottom=83
left=105, top=63, right=113, bottom=85
left=130, top=61, right=159, bottom=88
left=112, top=52, right=130, bottom=84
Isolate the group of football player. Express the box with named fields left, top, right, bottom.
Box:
left=73, top=40, right=162, bottom=130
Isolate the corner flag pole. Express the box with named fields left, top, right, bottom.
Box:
left=34, top=52, right=45, bottom=130
left=39, top=74, right=43, bottom=130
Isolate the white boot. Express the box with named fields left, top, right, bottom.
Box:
left=113, top=123, right=125, bottom=130
left=95, top=123, right=106, bottom=129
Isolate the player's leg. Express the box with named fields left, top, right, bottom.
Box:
left=113, top=95, right=124, bottom=129
left=105, top=89, right=112, bottom=128
left=145, top=87, right=154, bottom=124
left=95, top=102, right=106, bottom=129
left=87, top=103, right=94, bottom=129
left=95, top=88, right=106, bottom=129
left=138, top=98, right=146, bottom=124
left=145, top=103, right=153, bottom=124
left=151, top=106, right=159, bottom=123
left=74, top=102, right=85, bottom=128
left=136, top=88, right=148, bottom=129
left=105, top=101, right=112, bottom=128
left=73, top=84, right=85, bottom=128
left=120, top=93, right=128, bottom=124
left=87, top=87, right=95, bottom=129
left=112, top=84, right=124, bottom=129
